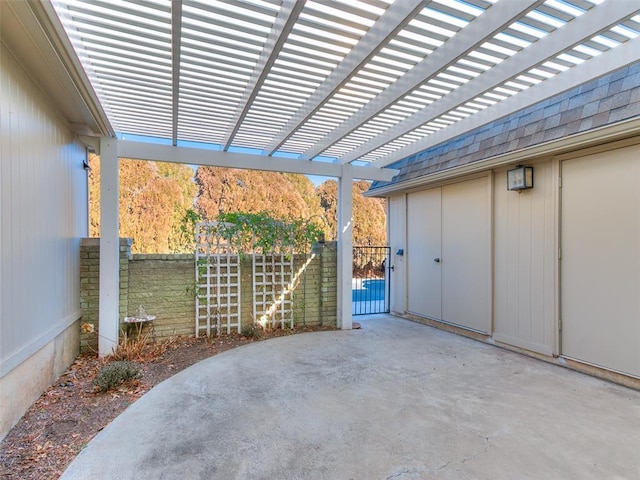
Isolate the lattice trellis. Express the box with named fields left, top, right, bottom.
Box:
left=253, top=251, right=295, bottom=330
left=195, top=222, right=241, bottom=336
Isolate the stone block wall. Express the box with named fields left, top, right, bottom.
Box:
left=79, top=239, right=337, bottom=351
left=128, top=254, right=195, bottom=338
left=236, top=246, right=333, bottom=329
left=291, top=252, right=322, bottom=326
left=319, top=242, right=338, bottom=326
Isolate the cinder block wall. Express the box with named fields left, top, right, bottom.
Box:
left=79, top=239, right=337, bottom=351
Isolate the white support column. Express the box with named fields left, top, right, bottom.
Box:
left=98, top=137, right=119, bottom=357
left=337, top=165, right=353, bottom=329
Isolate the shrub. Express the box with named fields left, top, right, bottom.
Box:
left=241, top=323, right=264, bottom=340
left=93, top=361, right=141, bottom=392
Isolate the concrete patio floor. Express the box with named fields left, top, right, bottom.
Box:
left=61, top=315, right=640, bottom=480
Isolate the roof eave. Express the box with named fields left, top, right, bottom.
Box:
left=366, top=116, right=640, bottom=197
left=1, top=0, right=114, bottom=138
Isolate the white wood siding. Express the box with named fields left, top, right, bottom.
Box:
left=493, top=161, right=556, bottom=355
left=0, top=44, right=88, bottom=377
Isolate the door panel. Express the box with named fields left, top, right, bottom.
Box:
left=388, top=196, right=406, bottom=314
left=442, top=178, right=491, bottom=333
left=561, top=150, right=640, bottom=377
left=407, top=188, right=442, bottom=319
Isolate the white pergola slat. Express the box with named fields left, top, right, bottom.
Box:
left=303, top=0, right=545, bottom=160
left=264, top=0, right=429, bottom=154
left=372, top=34, right=640, bottom=168
left=221, top=0, right=304, bottom=150
left=344, top=0, right=639, bottom=164
left=305, top=1, right=552, bottom=158
left=171, top=0, right=182, bottom=145
left=50, top=0, right=639, bottom=167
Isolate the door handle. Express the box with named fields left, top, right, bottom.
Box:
left=434, top=258, right=440, bottom=263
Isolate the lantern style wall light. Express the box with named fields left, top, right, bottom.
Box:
left=507, top=165, right=534, bottom=191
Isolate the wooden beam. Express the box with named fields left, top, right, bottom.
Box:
left=116, top=140, right=399, bottom=181
left=350, top=0, right=638, bottom=164
left=302, top=0, right=542, bottom=160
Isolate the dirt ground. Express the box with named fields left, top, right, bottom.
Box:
left=0, top=326, right=333, bottom=480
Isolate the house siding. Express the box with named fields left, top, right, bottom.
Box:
left=0, top=43, right=87, bottom=439
left=386, top=127, right=640, bottom=388
left=375, top=61, right=640, bottom=377
left=492, top=160, right=556, bottom=356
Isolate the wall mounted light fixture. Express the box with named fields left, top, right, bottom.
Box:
left=507, top=165, right=533, bottom=191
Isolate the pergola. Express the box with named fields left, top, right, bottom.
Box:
left=24, top=0, right=640, bottom=355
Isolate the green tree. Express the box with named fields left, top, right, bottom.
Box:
left=213, top=211, right=324, bottom=254
left=316, top=180, right=338, bottom=240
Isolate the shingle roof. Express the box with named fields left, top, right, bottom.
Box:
left=370, top=61, right=640, bottom=191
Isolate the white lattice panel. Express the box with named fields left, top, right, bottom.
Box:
left=195, top=223, right=241, bottom=336
left=253, top=252, right=294, bottom=330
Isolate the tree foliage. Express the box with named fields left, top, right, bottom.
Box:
left=282, top=173, right=326, bottom=219
left=210, top=211, right=324, bottom=253
left=89, top=159, right=387, bottom=253
left=195, top=167, right=316, bottom=220
left=89, top=155, right=197, bottom=253
left=316, top=179, right=387, bottom=246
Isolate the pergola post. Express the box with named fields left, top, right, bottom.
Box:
left=337, top=164, right=353, bottom=329
left=98, top=137, right=119, bottom=357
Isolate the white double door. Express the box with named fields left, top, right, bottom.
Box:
left=407, top=177, right=491, bottom=333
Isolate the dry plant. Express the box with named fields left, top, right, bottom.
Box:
left=108, top=328, right=178, bottom=362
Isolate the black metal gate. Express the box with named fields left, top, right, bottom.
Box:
left=352, top=246, right=391, bottom=315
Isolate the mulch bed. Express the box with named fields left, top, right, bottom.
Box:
left=0, top=325, right=334, bottom=480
